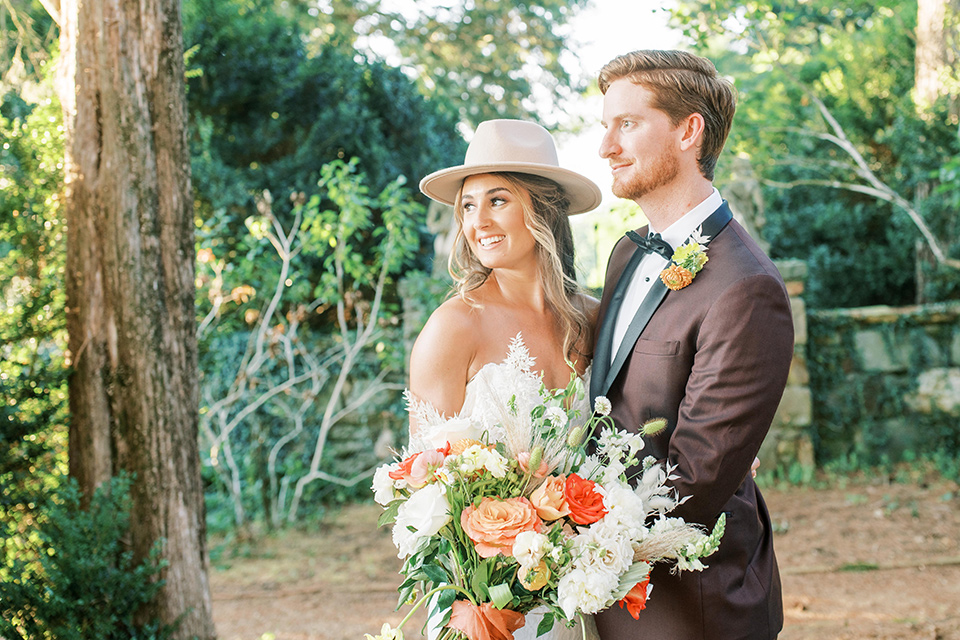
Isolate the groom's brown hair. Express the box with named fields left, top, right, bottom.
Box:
left=598, top=49, right=736, bottom=181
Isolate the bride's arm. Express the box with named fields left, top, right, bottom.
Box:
left=408, top=300, right=477, bottom=436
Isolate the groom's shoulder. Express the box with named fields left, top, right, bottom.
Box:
left=710, top=219, right=784, bottom=285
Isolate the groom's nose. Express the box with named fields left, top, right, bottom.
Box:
left=599, top=129, right=620, bottom=159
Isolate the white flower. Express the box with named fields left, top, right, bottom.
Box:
left=372, top=463, right=400, bottom=506
left=513, top=531, right=550, bottom=571
left=597, top=482, right=647, bottom=531
left=427, top=416, right=483, bottom=450
left=593, top=396, right=612, bottom=416
left=392, top=483, right=451, bottom=558
left=571, top=523, right=634, bottom=576
left=365, top=623, right=404, bottom=640
left=459, top=444, right=508, bottom=478
left=544, top=406, right=568, bottom=428
left=557, top=566, right=619, bottom=617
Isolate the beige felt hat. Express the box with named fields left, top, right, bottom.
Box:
left=419, top=119, right=603, bottom=215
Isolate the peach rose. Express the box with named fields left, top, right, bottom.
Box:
left=529, top=475, right=570, bottom=522
left=460, top=497, right=542, bottom=558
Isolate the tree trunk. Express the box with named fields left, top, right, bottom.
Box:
left=57, top=0, right=215, bottom=636
left=915, top=0, right=959, bottom=115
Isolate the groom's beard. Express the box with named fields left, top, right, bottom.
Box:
left=611, top=148, right=680, bottom=201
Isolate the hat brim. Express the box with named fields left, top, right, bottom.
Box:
left=419, top=162, right=603, bottom=215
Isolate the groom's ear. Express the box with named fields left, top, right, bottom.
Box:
left=678, top=112, right=706, bottom=152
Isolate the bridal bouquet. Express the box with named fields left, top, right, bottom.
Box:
left=367, top=338, right=724, bottom=640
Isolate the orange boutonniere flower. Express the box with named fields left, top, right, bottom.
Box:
left=660, top=264, right=693, bottom=291
left=659, top=228, right=710, bottom=291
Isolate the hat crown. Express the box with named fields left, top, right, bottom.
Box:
left=464, top=120, right=560, bottom=167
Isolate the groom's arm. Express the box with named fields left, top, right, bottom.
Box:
left=666, top=272, right=794, bottom=526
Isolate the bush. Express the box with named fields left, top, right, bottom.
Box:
left=0, top=475, right=176, bottom=640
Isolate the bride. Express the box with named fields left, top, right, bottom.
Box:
left=408, top=119, right=603, bottom=640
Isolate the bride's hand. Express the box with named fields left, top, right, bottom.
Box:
left=751, top=456, right=760, bottom=479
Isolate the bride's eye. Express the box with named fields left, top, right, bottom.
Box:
left=490, top=196, right=507, bottom=206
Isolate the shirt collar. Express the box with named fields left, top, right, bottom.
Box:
left=653, top=188, right=722, bottom=251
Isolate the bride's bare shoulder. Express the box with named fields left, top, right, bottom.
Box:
left=410, top=297, right=479, bottom=371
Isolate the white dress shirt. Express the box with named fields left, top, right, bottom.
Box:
left=610, top=188, right=723, bottom=364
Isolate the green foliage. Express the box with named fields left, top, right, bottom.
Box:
left=671, top=0, right=960, bottom=308
left=198, top=160, right=421, bottom=529
left=184, top=0, right=465, bottom=332
left=0, top=475, right=176, bottom=640
left=1, top=80, right=70, bottom=575
left=273, top=0, right=592, bottom=128
left=0, top=0, right=56, bottom=85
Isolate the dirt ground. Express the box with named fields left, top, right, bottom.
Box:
left=209, top=469, right=960, bottom=640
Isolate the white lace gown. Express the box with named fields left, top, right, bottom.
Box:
left=409, top=338, right=600, bottom=640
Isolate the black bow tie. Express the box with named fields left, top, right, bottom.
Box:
left=625, top=230, right=674, bottom=260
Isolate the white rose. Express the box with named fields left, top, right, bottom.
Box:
left=392, top=483, right=451, bottom=558
left=513, top=531, right=550, bottom=571
left=372, top=463, right=400, bottom=506
left=428, top=417, right=483, bottom=449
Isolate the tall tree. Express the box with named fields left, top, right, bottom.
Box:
left=915, top=0, right=959, bottom=113
left=55, top=0, right=215, bottom=635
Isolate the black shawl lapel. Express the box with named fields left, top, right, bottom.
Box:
left=589, top=244, right=645, bottom=402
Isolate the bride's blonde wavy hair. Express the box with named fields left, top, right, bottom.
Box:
left=448, top=172, right=592, bottom=364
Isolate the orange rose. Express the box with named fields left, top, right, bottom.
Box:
left=460, top=497, right=542, bottom=558
left=529, top=475, right=570, bottom=522
left=618, top=574, right=651, bottom=620
left=447, top=601, right=526, bottom=640
left=564, top=473, right=607, bottom=525
left=660, top=264, right=693, bottom=291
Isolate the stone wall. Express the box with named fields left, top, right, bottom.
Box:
left=806, top=300, right=960, bottom=464
left=761, top=260, right=815, bottom=473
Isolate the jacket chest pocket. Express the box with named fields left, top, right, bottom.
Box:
left=633, top=338, right=681, bottom=357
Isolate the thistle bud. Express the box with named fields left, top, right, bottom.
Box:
left=566, top=426, right=584, bottom=448
left=526, top=446, right=543, bottom=475
left=641, top=417, right=668, bottom=437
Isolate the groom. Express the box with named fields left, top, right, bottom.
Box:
left=589, top=50, right=793, bottom=640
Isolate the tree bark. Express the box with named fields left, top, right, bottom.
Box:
left=916, top=0, right=959, bottom=115
left=57, top=0, right=215, bottom=636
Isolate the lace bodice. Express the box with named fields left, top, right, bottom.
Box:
left=407, top=334, right=591, bottom=453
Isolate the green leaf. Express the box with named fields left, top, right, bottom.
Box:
left=421, top=564, right=449, bottom=584
left=488, top=583, right=513, bottom=609
left=536, top=611, right=556, bottom=637
left=377, top=500, right=403, bottom=528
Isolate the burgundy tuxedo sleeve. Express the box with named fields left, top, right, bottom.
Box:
left=668, top=272, right=794, bottom=526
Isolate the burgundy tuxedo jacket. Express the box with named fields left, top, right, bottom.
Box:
left=591, top=203, right=793, bottom=640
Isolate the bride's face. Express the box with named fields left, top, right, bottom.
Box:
left=460, top=174, right=537, bottom=271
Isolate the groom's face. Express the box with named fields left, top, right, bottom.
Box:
left=599, top=80, right=684, bottom=202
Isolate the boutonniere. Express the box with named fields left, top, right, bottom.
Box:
left=660, top=227, right=710, bottom=291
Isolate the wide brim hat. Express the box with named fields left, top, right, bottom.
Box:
left=419, top=119, right=603, bottom=215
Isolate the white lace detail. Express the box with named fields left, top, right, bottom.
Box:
left=406, top=333, right=591, bottom=454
